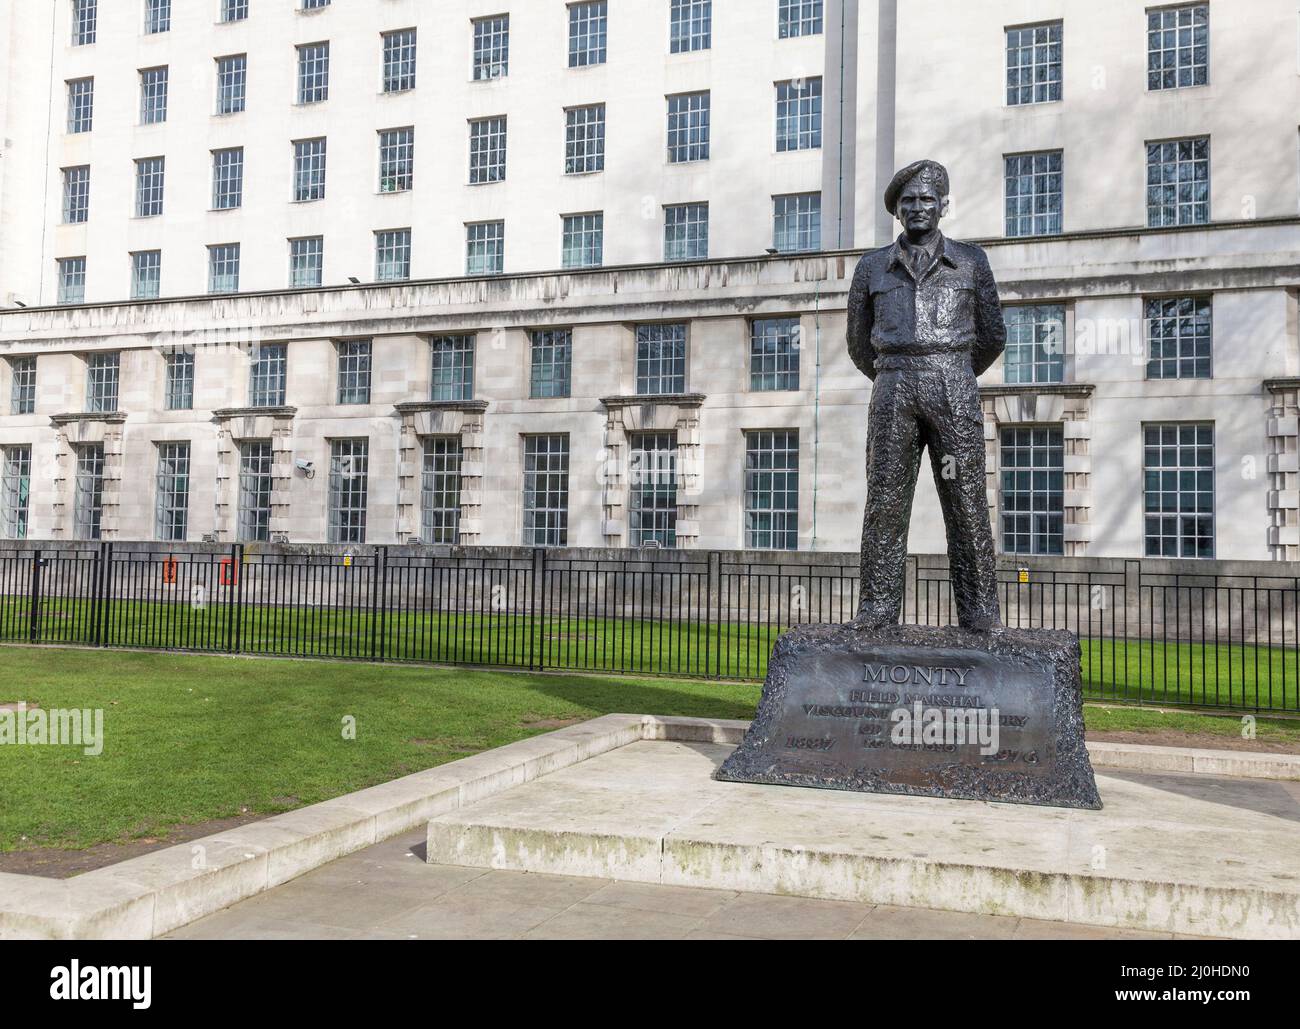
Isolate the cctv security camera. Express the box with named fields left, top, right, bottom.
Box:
left=295, top=459, right=315, bottom=478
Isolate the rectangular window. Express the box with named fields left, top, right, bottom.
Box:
left=0, top=446, right=31, bottom=540
left=237, top=441, right=273, bottom=542
left=74, top=444, right=105, bottom=541
left=745, top=430, right=799, bottom=550
left=472, top=15, right=510, bottom=80
left=564, top=104, right=605, bottom=174
left=337, top=340, right=372, bottom=404
left=1146, top=296, right=1212, bottom=379
left=302, top=0, right=331, bottom=8
left=530, top=329, right=572, bottom=398
left=9, top=357, right=36, bottom=415
left=664, top=203, right=708, bottom=261
left=562, top=213, right=603, bottom=269
left=165, top=350, right=194, bottom=410
left=1147, top=137, right=1210, bottom=227
left=420, top=437, right=462, bottom=544
left=1006, top=22, right=1062, bottom=105
left=1148, top=4, right=1208, bottom=90
left=67, top=78, right=94, bottom=133
left=378, top=128, right=414, bottom=192
left=773, top=193, right=821, bottom=253
left=1005, top=151, right=1063, bottom=237
left=145, top=0, right=170, bottom=34
left=466, top=221, right=505, bottom=275
left=382, top=28, right=418, bottom=92
left=629, top=432, right=678, bottom=548
left=1003, top=305, right=1065, bottom=384
left=290, top=237, right=324, bottom=287
left=775, top=77, right=822, bottom=152
left=568, top=1, right=608, bottom=67
left=73, top=0, right=98, bottom=45
left=216, top=55, right=247, bottom=115
left=140, top=67, right=168, bottom=124
left=131, top=251, right=162, bottom=300
left=636, top=323, right=686, bottom=395
left=430, top=335, right=475, bottom=401
left=293, top=138, right=327, bottom=201
left=249, top=343, right=286, bottom=407
left=375, top=229, right=411, bottom=281
left=208, top=243, right=241, bottom=294
left=1144, top=423, right=1215, bottom=558
left=85, top=352, right=118, bottom=412
left=62, top=166, right=91, bottom=224
left=221, top=0, right=248, bottom=24
left=469, top=116, right=507, bottom=183
left=328, top=439, right=369, bottom=544
left=155, top=442, right=190, bottom=542
left=779, top=0, right=823, bottom=38
left=523, top=435, right=569, bottom=546
left=1000, top=426, right=1064, bottom=555
left=670, top=0, right=711, bottom=53
left=212, top=148, right=245, bottom=210
left=135, top=156, right=165, bottom=217
left=666, top=91, right=710, bottom=163
left=751, top=318, right=801, bottom=391
left=297, top=42, right=330, bottom=104
left=59, top=258, right=87, bottom=305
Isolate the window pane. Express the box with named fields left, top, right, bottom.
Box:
left=999, top=426, right=1064, bottom=555
left=1143, top=422, right=1215, bottom=557
left=751, top=318, right=801, bottom=391
left=636, top=324, right=686, bottom=395
left=523, top=435, right=569, bottom=546
left=745, top=430, right=799, bottom=550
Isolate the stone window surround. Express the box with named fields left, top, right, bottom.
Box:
left=599, top=393, right=705, bottom=548
left=980, top=383, right=1094, bottom=558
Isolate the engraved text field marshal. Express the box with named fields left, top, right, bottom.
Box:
left=848, top=159, right=1007, bottom=632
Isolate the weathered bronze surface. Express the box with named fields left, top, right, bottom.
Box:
left=715, top=623, right=1102, bottom=810
left=848, top=159, right=1005, bottom=631
left=718, top=160, right=1101, bottom=809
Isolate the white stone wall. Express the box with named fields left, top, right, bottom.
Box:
left=1, top=0, right=838, bottom=306
left=0, top=224, right=1295, bottom=560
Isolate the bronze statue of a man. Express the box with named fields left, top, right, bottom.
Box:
left=847, top=160, right=1006, bottom=632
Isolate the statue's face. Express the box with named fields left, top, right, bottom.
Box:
left=897, top=177, right=947, bottom=234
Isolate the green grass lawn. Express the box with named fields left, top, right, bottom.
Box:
left=1, top=646, right=1298, bottom=854
left=3, top=597, right=1298, bottom=711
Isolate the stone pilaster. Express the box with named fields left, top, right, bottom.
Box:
left=980, top=384, right=1095, bottom=557
left=49, top=412, right=128, bottom=539
left=211, top=406, right=298, bottom=542
left=394, top=400, right=489, bottom=544
left=600, top=393, right=707, bottom=548
left=1264, top=379, right=1300, bottom=561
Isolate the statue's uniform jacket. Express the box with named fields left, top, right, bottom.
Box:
left=846, top=234, right=1007, bottom=631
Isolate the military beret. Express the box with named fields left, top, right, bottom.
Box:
left=884, top=160, right=950, bottom=216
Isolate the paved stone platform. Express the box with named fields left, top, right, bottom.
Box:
left=426, top=740, right=1300, bottom=940
left=164, top=828, right=1197, bottom=940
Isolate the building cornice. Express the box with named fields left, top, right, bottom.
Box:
left=394, top=400, right=490, bottom=415
left=979, top=384, right=1096, bottom=399
left=50, top=411, right=127, bottom=426
left=212, top=406, right=298, bottom=419
left=601, top=393, right=708, bottom=409
left=1264, top=378, right=1300, bottom=395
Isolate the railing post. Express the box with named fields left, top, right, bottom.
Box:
left=712, top=550, right=722, bottom=680
left=27, top=548, right=41, bottom=644
left=224, top=544, right=238, bottom=653
left=233, top=543, right=245, bottom=655
left=88, top=543, right=104, bottom=646
left=371, top=545, right=386, bottom=662
left=528, top=548, right=545, bottom=672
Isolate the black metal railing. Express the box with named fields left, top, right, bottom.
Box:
left=1, top=543, right=1296, bottom=712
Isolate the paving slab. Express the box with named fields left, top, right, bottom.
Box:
left=426, top=740, right=1300, bottom=939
